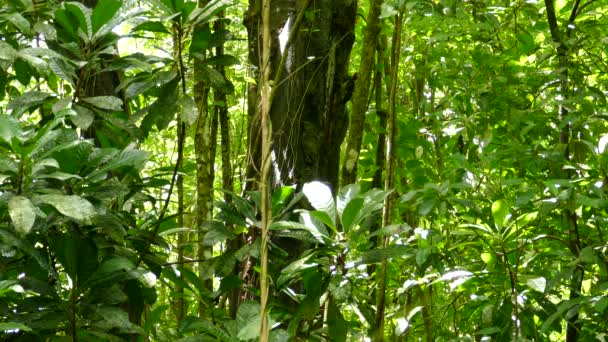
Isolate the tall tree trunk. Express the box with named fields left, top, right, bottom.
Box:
left=374, top=13, right=402, bottom=342
left=543, top=1, right=583, bottom=341
left=193, top=0, right=214, bottom=319
left=245, top=0, right=357, bottom=193
left=341, top=0, right=384, bottom=187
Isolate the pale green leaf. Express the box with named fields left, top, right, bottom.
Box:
left=81, top=96, right=123, bottom=111
left=37, top=194, right=96, bottom=224
left=302, top=181, right=336, bottom=225
left=8, top=196, right=36, bottom=234
left=491, top=199, right=509, bottom=229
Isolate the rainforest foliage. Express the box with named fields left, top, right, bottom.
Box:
left=0, top=0, right=607, bottom=341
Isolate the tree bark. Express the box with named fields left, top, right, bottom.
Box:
left=245, top=0, right=357, bottom=192
left=341, top=0, right=384, bottom=187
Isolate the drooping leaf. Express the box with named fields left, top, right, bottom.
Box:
left=8, top=196, right=36, bottom=234
left=302, top=181, right=336, bottom=225
left=131, top=21, right=170, bottom=34
left=188, top=0, right=232, bottom=26
left=81, top=96, right=123, bottom=111
left=0, top=115, right=21, bottom=145
left=52, top=234, right=98, bottom=285
left=0, top=322, right=32, bottom=332
left=37, top=194, right=96, bottom=224
left=236, top=301, right=262, bottom=340
left=91, top=0, right=121, bottom=34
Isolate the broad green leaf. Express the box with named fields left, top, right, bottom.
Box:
left=327, top=300, right=347, bottom=342
left=351, top=246, right=413, bottom=265
left=341, top=197, right=363, bottom=232
left=188, top=0, right=232, bottom=26
left=131, top=21, right=170, bottom=34
left=269, top=329, right=290, bottom=342
left=7, top=91, right=52, bottom=113
left=1, top=12, right=30, bottom=33
left=82, top=96, right=123, bottom=111
left=8, top=196, right=36, bottom=234
left=418, top=196, right=435, bottom=216
left=303, top=181, right=336, bottom=225
left=190, top=25, right=212, bottom=55
left=0, top=115, right=21, bottom=144
left=0, top=322, right=32, bottom=332
left=491, top=199, right=509, bottom=229
left=337, top=183, right=360, bottom=218
left=38, top=194, right=96, bottom=224
left=64, top=2, right=92, bottom=37
left=95, top=307, right=144, bottom=334
left=525, top=276, right=546, bottom=293
left=204, top=54, right=240, bottom=66
left=236, top=301, right=261, bottom=340
left=270, top=220, right=328, bottom=244
left=179, top=95, right=198, bottom=125
left=202, top=221, right=236, bottom=246
left=0, top=41, right=18, bottom=61
left=53, top=234, right=98, bottom=285
left=277, top=254, right=317, bottom=287
left=91, top=0, right=121, bottom=34
left=73, top=105, right=95, bottom=129
left=140, top=76, right=179, bottom=136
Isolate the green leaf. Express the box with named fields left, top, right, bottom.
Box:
left=418, top=196, right=435, bottom=216
left=73, top=105, right=95, bottom=129
left=8, top=196, right=36, bottom=234
left=236, top=301, right=262, bottom=340
left=203, top=221, right=236, bottom=246
left=0, top=115, right=21, bottom=145
left=277, top=254, right=317, bottom=287
left=327, top=300, right=347, bottom=342
left=491, top=199, right=509, bottom=229
left=188, top=0, right=232, bottom=26
left=179, top=95, right=198, bottom=125
left=53, top=234, right=98, bottom=285
left=65, top=2, right=92, bottom=37
left=270, top=220, right=328, bottom=244
left=352, top=246, right=413, bottom=265
left=141, top=76, right=179, bottom=136
left=0, top=322, right=32, bottom=332
left=131, top=21, right=170, bottom=34
left=1, top=12, right=31, bottom=33
left=0, top=41, right=18, bottom=61
left=190, top=25, right=212, bottom=55
left=303, top=181, right=336, bottom=225
left=525, top=276, right=546, bottom=293
left=37, top=194, right=96, bottom=224
left=204, top=54, right=240, bottom=66
left=91, top=0, right=121, bottom=34
left=341, top=197, right=363, bottom=232
left=7, top=91, right=52, bottom=114
left=337, top=183, right=360, bottom=219
left=82, top=96, right=123, bottom=111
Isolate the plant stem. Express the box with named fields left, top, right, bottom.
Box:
left=259, top=0, right=272, bottom=339
left=374, top=13, right=403, bottom=342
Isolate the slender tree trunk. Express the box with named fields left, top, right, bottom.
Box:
left=374, top=13, right=402, bottom=342
left=341, top=0, right=385, bottom=187
left=259, top=0, right=272, bottom=339
left=193, top=0, right=214, bottom=318
left=214, top=10, right=239, bottom=319
left=543, top=1, right=584, bottom=341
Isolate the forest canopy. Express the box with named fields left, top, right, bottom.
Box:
left=0, top=0, right=607, bottom=341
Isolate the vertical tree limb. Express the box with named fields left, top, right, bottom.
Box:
left=341, top=0, right=385, bottom=187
